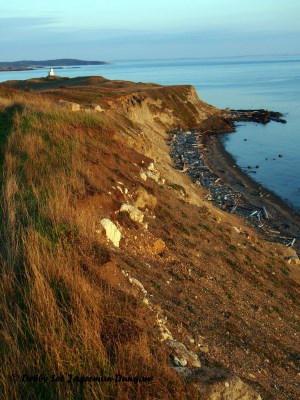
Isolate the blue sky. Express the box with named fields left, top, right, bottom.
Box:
left=1, top=0, right=300, bottom=61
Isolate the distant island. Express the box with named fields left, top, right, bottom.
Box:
left=0, top=59, right=108, bottom=72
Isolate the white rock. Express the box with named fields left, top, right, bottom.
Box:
left=129, top=277, right=147, bottom=295
left=148, top=162, right=155, bottom=172
left=171, top=355, right=182, bottom=367
left=93, top=104, right=104, bottom=112
left=58, top=100, right=81, bottom=111
left=120, top=203, right=144, bottom=223
left=140, top=171, right=147, bottom=181
left=146, top=170, right=160, bottom=182
left=121, top=269, right=129, bottom=277
left=100, top=218, right=121, bottom=247
left=178, top=357, right=188, bottom=367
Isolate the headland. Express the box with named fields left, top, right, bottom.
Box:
left=0, top=76, right=299, bottom=400
left=0, top=59, right=108, bottom=72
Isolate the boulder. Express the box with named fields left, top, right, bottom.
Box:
left=167, top=339, right=201, bottom=368
left=92, top=104, right=104, bottom=112
left=120, top=204, right=144, bottom=223
left=58, top=100, right=81, bottom=111
left=100, top=218, right=121, bottom=247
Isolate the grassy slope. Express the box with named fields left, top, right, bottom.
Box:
left=0, top=90, right=190, bottom=400
left=0, top=81, right=299, bottom=400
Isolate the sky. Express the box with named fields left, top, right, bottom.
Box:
left=1, top=0, right=300, bottom=61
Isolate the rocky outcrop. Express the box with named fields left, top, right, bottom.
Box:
left=228, top=109, right=286, bottom=124
left=167, top=339, right=201, bottom=368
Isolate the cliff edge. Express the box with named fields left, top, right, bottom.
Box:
left=0, top=77, right=298, bottom=400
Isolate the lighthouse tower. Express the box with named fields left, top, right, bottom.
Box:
left=48, top=68, right=54, bottom=77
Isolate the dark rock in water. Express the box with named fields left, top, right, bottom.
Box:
left=278, top=154, right=283, bottom=158
left=255, top=165, right=259, bottom=169
left=228, top=109, right=286, bottom=124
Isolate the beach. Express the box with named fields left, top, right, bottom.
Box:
left=169, top=124, right=300, bottom=254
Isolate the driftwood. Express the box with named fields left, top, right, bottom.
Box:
left=262, top=207, right=269, bottom=220
left=286, top=238, right=296, bottom=247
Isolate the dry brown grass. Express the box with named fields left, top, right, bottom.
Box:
left=1, top=81, right=299, bottom=400
left=0, top=93, right=193, bottom=400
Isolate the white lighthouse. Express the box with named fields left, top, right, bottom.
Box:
left=48, top=68, right=54, bottom=77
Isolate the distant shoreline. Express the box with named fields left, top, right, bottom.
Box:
left=0, top=59, right=108, bottom=72
left=0, top=67, right=35, bottom=72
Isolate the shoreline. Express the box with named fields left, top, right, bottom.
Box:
left=203, top=132, right=300, bottom=250
left=169, top=126, right=300, bottom=253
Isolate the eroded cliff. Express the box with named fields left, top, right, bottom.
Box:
left=0, top=77, right=299, bottom=400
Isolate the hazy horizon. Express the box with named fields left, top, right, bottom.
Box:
left=1, top=0, right=300, bottom=61
left=2, top=53, right=300, bottom=64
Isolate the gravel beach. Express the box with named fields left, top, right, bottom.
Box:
left=169, top=127, right=300, bottom=253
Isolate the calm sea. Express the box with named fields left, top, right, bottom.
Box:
left=1, top=56, right=299, bottom=211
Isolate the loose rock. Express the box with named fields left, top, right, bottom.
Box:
left=58, top=100, right=81, bottom=111
left=153, top=239, right=166, bottom=255
left=167, top=338, right=201, bottom=368
left=140, top=171, right=148, bottom=181
left=99, top=218, right=121, bottom=247
left=120, top=203, right=144, bottom=223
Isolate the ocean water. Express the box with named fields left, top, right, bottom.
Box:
left=0, top=56, right=299, bottom=211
